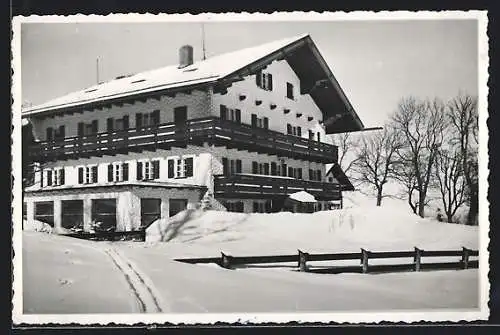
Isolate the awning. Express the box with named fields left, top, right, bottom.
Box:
left=289, top=191, right=317, bottom=203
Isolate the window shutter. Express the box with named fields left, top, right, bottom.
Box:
left=264, top=163, right=269, bottom=175
left=152, top=160, right=160, bottom=179
left=152, top=109, right=160, bottom=125
left=298, top=168, right=303, bottom=180
left=92, top=166, right=98, bottom=183
left=309, top=130, right=314, bottom=140
left=108, top=164, right=114, bottom=182
left=122, top=115, right=130, bottom=129
left=288, top=167, right=294, bottom=178
left=137, top=161, right=143, bottom=180
left=237, top=201, right=244, bottom=213
left=167, top=159, right=174, bottom=178
left=317, top=132, right=321, bottom=142
left=263, top=117, right=269, bottom=129
left=253, top=202, right=259, bottom=212
left=91, top=120, right=98, bottom=134
left=309, top=169, right=314, bottom=180
left=235, top=109, right=241, bottom=123
left=136, top=113, right=143, bottom=129
left=252, top=161, right=258, bottom=174
left=185, top=157, right=194, bottom=177
left=107, top=118, right=114, bottom=132
left=220, top=105, right=227, bottom=120
left=317, top=169, right=321, bottom=181
left=265, top=200, right=272, bottom=213
left=267, top=74, right=273, bottom=91
left=78, top=167, right=84, bottom=184
left=46, top=127, right=53, bottom=141
left=271, top=162, right=277, bottom=176
left=251, top=114, right=257, bottom=128
left=122, top=163, right=129, bottom=181
left=282, top=163, right=287, bottom=177
left=297, top=126, right=302, bottom=137
left=78, top=122, right=84, bottom=137
left=256, top=70, right=262, bottom=87
left=40, top=169, right=44, bottom=187
left=60, top=169, right=65, bottom=185
left=58, top=125, right=65, bottom=139
left=46, top=170, right=52, bottom=186
left=222, top=157, right=229, bottom=176
left=287, top=124, right=292, bottom=135
left=236, top=159, right=242, bottom=174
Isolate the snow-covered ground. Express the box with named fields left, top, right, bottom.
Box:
left=20, top=192, right=480, bottom=314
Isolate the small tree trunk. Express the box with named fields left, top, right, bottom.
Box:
left=376, top=187, right=383, bottom=206
left=467, top=190, right=478, bottom=225
left=447, top=214, right=453, bottom=223
left=418, top=192, right=426, bottom=218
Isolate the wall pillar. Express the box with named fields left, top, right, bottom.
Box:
left=26, top=200, right=35, bottom=230
left=161, top=196, right=170, bottom=218
left=53, top=199, right=62, bottom=232
left=83, top=198, right=92, bottom=232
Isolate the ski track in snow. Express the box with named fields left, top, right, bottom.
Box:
left=104, top=247, right=167, bottom=313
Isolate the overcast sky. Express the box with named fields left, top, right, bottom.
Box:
left=20, top=19, right=478, bottom=127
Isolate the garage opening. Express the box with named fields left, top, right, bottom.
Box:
left=34, top=201, right=54, bottom=227
left=140, top=198, right=161, bottom=229
left=169, top=199, right=187, bottom=217
left=91, top=199, right=117, bottom=232
left=62, top=200, right=84, bottom=230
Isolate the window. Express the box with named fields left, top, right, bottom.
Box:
left=222, top=158, right=242, bottom=176
left=253, top=200, right=272, bottom=213
left=78, top=120, right=99, bottom=137
left=308, top=130, right=314, bottom=140
left=169, top=199, right=187, bottom=217
left=328, top=177, right=334, bottom=183
left=35, top=201, right=54, bottom=227
left=251, top=114, right=269, bottom=129
left=167, top=157, right=193, bottom=179
left=286, top=82, right=294, bottom=100
left=286, top=124, right=301, bottom=137
left=309, top=169, right=322, bottom=181
left=256, top=70, right=273, bottom=91
left=91, top=199, right=117, bottom=232
left=136, top=110, right=160, bottom=128
left=46, top=126, right=65, bottom=141
left=42, top=168, right=65, bottom=187
left=251, top=162, right=271, bottom=175
left=140, top=198, right=161, bottom=228
left=62, top=200, right=84, bottom=230
left=107, top=115, right=130, bottom=132
left=137, top=160, right=160, bottom=181
left=77, top=165, right=98, bottom=184
left=223, top=201, right=244, bottom=213
left=107, top=162, right=129, bottom=182
left=220, top=105, right=241, bottom=123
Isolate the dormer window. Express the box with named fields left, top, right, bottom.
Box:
left=42, top=167, right=65, bottom=187
left=256, top=70, right=273, bottom=91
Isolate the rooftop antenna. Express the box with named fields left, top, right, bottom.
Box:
left=201, top=23, right=207, bottom=60
left=96, top=57, right=100, bottom=84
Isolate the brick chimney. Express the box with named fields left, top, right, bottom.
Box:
left=178, top=45, right=194, bottom=69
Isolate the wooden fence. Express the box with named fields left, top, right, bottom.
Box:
left=175, top=247, right=479, bottom=274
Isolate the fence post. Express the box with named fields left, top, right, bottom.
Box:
left=414, top=247, right=422, bottom=272
left=361, top=248, right=369, bottom=274
left=221, top=252, right=232, bottom=269
left=298, top=249, right=308, bottom=272
left=462, top=247, right=470, bottom=270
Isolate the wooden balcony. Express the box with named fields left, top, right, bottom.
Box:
left=214, top=174, right=342, bottom=201
left=28, top=117, right=338, bottom=163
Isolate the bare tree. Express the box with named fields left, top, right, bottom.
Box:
left=353, top=126, right=401, bottom=206
left=392, top=97, right=446, bottom=218
left=447, top=94, right=479, bottom=225
left=331, top=132, right=359, bottom=175
left=434, top=148, right=467, bottom=223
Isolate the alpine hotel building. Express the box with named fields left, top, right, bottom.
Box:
left=22, top=34, right=365, bottom=233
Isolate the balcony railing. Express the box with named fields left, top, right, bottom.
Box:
left=28, top=117, right=338, bottom=163
left=214, top=173, right=342, bottom=201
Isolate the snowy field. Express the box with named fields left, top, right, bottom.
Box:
left=21, top=193, right=481, bottom=314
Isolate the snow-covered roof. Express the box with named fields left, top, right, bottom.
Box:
left=289, top=191, right=317, bottom=203
left=22, top=33, right=364, bottom=134
left=23, top=34, right=308, bottom=116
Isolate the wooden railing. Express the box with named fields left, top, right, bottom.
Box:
left=28, top=117, right=338, bottom=163
left=175, top=247, right=479, bottom=274
left=214, top=173, right=342, bottom=201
